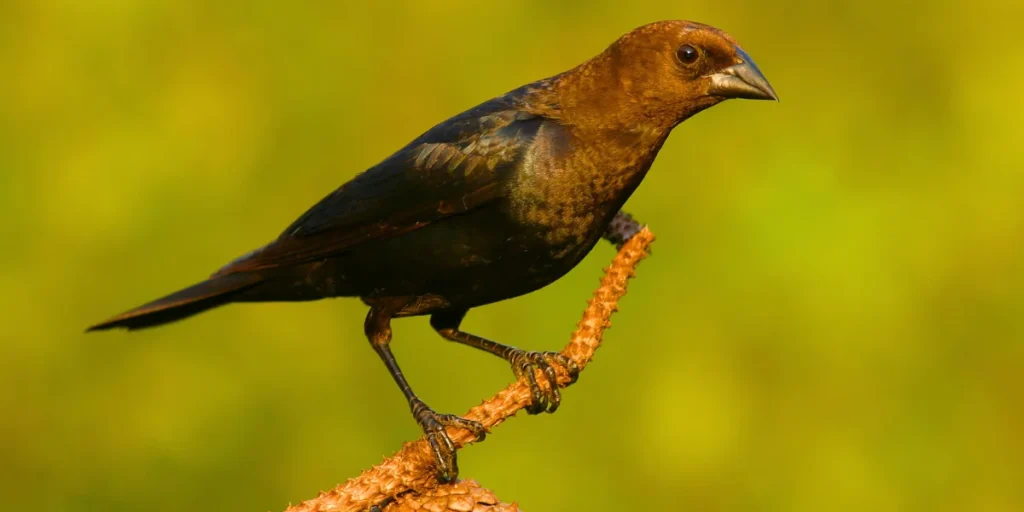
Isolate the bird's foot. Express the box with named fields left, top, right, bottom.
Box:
left=412, top=401, right=486, bottom=483
left=509, top=350, right=580, bottom=414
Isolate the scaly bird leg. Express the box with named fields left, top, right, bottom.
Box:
left=604, top=210, right=644, bottom=249
left=430, top=310, right=579, bottom=415
left=364, top=308, right=485, bottom=483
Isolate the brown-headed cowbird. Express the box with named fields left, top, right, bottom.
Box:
left=89, top=20, right=777, bottom=481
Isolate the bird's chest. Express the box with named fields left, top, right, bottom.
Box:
left=507, top=132, right=660, bottom=252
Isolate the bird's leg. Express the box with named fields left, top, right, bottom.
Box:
left=364, top=308, right=485, bottom=483
left=603, top=210, right=644, bottom=249
left=430, top=310, right=579, bottom=415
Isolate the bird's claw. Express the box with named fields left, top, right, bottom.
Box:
left=510, top=350, right=579, bottom=414
left=414, top=404, right=486, bottom=483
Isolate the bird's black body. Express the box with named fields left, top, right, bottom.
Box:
left=221, top=90, right=651, bottom=315
left=229, top=85, right=581, bottom=312
left=216, top=82, right=659, bottom=317
left=89, top=20, right=777, bottom=483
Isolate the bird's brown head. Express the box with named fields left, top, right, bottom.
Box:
left=552, top=20, right=777, bottom=130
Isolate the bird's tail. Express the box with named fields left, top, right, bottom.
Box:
left=87, top=272, right=264, bottom=331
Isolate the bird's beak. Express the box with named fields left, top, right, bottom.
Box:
left=707, top=48, right=778, bottom=101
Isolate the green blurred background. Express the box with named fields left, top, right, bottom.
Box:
left=3, top=1, right=1023, bottom=510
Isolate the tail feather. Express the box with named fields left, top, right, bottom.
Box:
left=87, top=273, right=264, bottom=332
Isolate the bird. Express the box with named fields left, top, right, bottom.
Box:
left=88, top=20, right=777, bottom=482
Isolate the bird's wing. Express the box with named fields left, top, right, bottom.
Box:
left=215, top=94, right=549, bottom=276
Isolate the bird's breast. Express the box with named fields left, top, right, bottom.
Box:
left=507, top=126, right=663, bottom=252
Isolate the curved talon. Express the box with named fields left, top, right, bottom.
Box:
left=424, top=428, right=457, bottom=483
left=518, top=359, right=546, bottom=414
left=510, top=350, right=576, bottom=415
left=563, top=355, right=580, bottom=384
left=416, top=407, right=486, bottom=483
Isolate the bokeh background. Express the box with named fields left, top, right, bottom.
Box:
left=3, top=1, right=1023, bottom=510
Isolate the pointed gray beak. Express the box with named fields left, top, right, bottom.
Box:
left=707, top=47, right=778, bottom=101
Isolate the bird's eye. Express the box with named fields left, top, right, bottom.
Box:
left=676, top=44, right=699, bottom=65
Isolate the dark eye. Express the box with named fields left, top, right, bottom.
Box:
left=676, top=44, right=699, bottom=65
